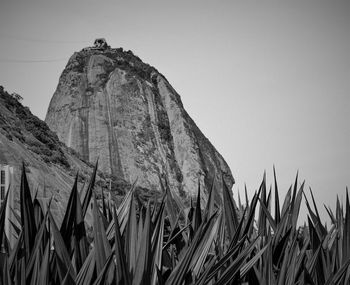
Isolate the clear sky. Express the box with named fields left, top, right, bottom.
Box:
left=0, top=0, right=349, bottom=222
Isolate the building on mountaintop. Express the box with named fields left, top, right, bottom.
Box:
left=11, top=93, right=23, bottom=102
left=93, top=38, right=110, bottom=50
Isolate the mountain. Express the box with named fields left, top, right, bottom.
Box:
left=45, top=40, right=234, bottom=199
left=0, top=86, right=108, bottom=223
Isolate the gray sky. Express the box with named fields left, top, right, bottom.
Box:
left=1, top=0, right=349, bottom=222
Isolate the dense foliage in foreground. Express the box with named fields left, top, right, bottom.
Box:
left=0, top=164, right=350, bottom=285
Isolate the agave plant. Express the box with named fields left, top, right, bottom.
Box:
left=0, top=163, right=349, bottom=285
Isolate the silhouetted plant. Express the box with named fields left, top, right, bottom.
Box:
left=0, top=164, right=350, bottom=284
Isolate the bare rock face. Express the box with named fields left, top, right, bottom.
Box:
left=45, top=45, right=234, bottom=199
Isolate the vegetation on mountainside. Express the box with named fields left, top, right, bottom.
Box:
left=0, top=162, right=350, bottom=284
left=65, top=46, right=160, bottom=84
left=0, top=86, right=69, bottom=168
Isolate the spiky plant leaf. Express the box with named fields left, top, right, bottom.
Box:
left=192, top=180, right=202, bottom=234
left=342, top=188, right=350, bottom=263
left=214, top=237, right=262, bottom=285
left=290, top=172, right=299, bottom=210
left=222, top=175, right=239, bottom=240
left=242, top=187, right=261, bottom=237
left=113, top=206, right=130, bottom=285
left=101, top=186, right=108, bottom=222
left=215, top=207, right=226, bottom=259
left=258, top=197, right=277, bottom=232
left=0, top=188, right=9, bottom=248
left=151, top=197, right=165, bottom=285
left=324, top=205, right=336, bottom=225
left=62, top=263, right=76, bottom=285
left=106, top=180, right=136, bottom=241
left=227, top=208, right=246, bottom=251
left=33, top=197, right=44, bottom=231
left=10, top=206, right=21, bottom=226
left=290, top=181, right=304, bottom=231
left=75, top=248, right=96, bottom=285
left=73, top=184, right=89, bottom=272
left=48, top=210, right=76, bottom=280
left=82, top=160, right=98, bottom=217
left=307, top=217, right=326, bottom=285
left=281, top=186, right=292, bottom=218
left=273, top=166, right=281, bottom=224
left=162, top=222, right=190, bottom=251
left=1, top=256, right=11, bottom=285
left=25, top=213, right=49, bottom=281
left=165, top=214, right=217, bottom=285
left=8, top=230, right=22, bottom=276
left=193, top=256, right=216, bottom=285
left=245, top=185, right=250, bottom=213
left=136, top=205, right=144, bottom=259
left=28, top=249, right=42, bottom=284
left=133, top=203, right=152, bottom=285
left=273, top=228, right=292, bottom=267
left=92, top=252, right=115, bottom=285
left=191, top=211, right=220, bottom=277
left=92, top=193, right=112, bottom=274
left=37, top=241, right=50, bottom=285
left=125, top=192, right=138, bottom=276
left=20, top=163, right=37, bottom=262
left=257, top=172, right=267, bottom=237
left=240, top=243, right=269, bottom=277
left=55, top=252, right=76, bottom=284
left=160, top=177, right=177, bottom=229
left=60, top=173, right=79, bottom=254
left=206, top=236, right=247, bottom=281
left=203, top=176, right=216, bottom=222
left=8, top=219, right=20, bottom=240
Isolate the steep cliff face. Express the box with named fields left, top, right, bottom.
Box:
left=45, top=45, right=234, bottom=198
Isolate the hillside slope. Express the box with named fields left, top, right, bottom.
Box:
left=0, top=86, right=108, bottom=222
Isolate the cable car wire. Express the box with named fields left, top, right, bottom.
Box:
left=0, top=33, right=89, bottom=44
left=0, top=58, right=68, bottom=63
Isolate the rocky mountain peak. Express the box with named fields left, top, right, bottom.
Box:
left=45, top=40, right=234, bottom=199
